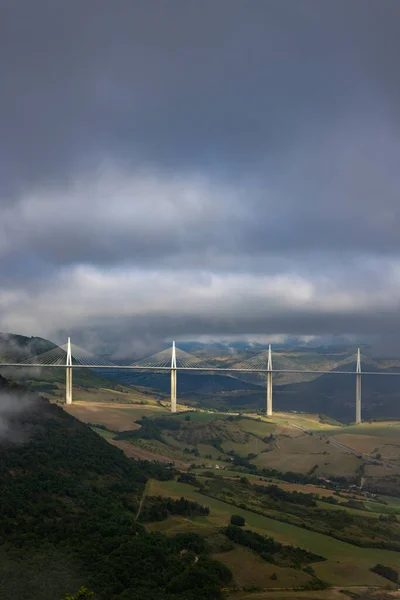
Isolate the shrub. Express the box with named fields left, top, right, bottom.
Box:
left=60, top=587, right=94, bottom=600
left=230, top=514, right=245, bottom=526
left=370, top=564, right=398, bottom=583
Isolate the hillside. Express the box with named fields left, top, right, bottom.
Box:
left=0, top=376, right=232, bottom=600
left=88, top=408, right=400, bottom=488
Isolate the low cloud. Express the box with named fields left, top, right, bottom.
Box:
left=1, top=2, right=400, bottom=350
left=0, top=390, right=34, bottom=443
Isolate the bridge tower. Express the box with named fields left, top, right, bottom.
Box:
left=171, top=340, right=177, bottom=413
left=267, top=344, right=273, bottom=417
left=66, top=337, right=73, bottom=405
left=356, top=347, right=361, bottom=424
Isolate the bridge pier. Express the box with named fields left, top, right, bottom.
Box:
left=267, top=371, right=272, bottom=416
left=266, top=344, right=273, bottom=416
left=66, top=367, right=73, bottom=405
left=171, top=341, right=177, bottom=413
left=356, top=348, right=361, bottom=424
left=65, top=337, right=73, bottom=405
left=171, top=368, right=177, bottom=413
left=356, top=374, right=361, bottom=424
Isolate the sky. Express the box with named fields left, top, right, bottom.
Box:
left=1, top=0, right=400, bottom=354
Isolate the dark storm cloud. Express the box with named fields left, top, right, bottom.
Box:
left=2, top=0, right=400, bottom=189
left=1, top=0, right=400, bottom=345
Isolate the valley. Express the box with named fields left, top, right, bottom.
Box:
left=3, top=333, right=400, bottom=599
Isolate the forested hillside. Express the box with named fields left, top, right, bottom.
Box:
left=0, top=376, right=231, bottom=600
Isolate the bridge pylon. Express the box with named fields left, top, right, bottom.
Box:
left=171, top=341, right=177, bottom=413
left=267, top=344, right=273, bottom=417
left=66, top=337, right=73, bottom=405
left=356, top=347, right=361, bottom=424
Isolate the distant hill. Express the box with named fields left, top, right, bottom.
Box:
left=0, top=332, right=56, bottom=362
left=0, top=332, right=139, bottom=399
left=107, top=370, right=263, bottom=394
left=274, top=372, right=400, bottom=422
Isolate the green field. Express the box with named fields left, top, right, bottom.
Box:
left=236, top=418, right=276, bottom=436
left=326, top=422, right=400, bottom=437
left=222, top=437, right=269, bottom=457
left=215, top=546, right=312, bottom=589
left=174, top=410, right=231, bottom=422
left=380, top=495, right=400, bottom=509
left=90, top=426, right=115, bottom=439
left=147, top=479, right=400, bottom=578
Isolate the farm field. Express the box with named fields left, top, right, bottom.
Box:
left=109, top=439, right=191, bottom=468
left=253, top=432, right=362, bottom=477
left=68, top=402, right=400, bottom=483
left=326, top=422, right=400, bottom=438
left=146, top=480, right=400, bottom=574
left=64, top=401, right=170, bottom=430
left=215, top=546, right=311, bottom=589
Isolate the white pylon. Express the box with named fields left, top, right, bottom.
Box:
left=65, top=337, right=73, bottom=405
left=267, top=344, right=273, bottom=417
left=171, top=340, right=177, bottom=413
left=356, top=347, right=361, bottom=424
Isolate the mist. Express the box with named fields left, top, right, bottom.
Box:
left=0, top=390, right=34, bottom=443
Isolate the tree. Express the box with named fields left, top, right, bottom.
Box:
left=230, top=514, right=245, bottom=526
left=60, top=587, right=94, bottom=600
left=370, top=564, right=399, bottom=583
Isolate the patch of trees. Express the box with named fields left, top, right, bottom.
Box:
left=183, top=447, right=200, bottom=456
left=61, top=588, right=94, bottom=600
left=363, top=478, right=400, bottom=498
left=137, top=460, right=175, bottom=481
left=177, top=472, right=198, bottom=484
left=230, top=515, right=245, bottom=526
left=379, top=513, right=398, bottom=522
left=223, top=525, right=326, bottom=567
left=253, top=484, right=317, bottom=507
left=342, top=499, right=366, bottom=510
left=323, top=495, right=339, bottom=505
left=370, top=564, right=398, bottom=583
left=115, top=415, right=182, bottom=442
left=139, top=495, right=210, bottom=523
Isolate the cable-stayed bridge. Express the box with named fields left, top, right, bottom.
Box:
left=1, top=338, right=399, bottom=424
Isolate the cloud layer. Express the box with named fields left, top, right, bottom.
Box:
left=1, top=1, right=400, bottom=351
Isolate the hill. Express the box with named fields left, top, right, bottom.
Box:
left=0, top=332, right=57, bottom=362
left=0, top=376, right=232, bottom=600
